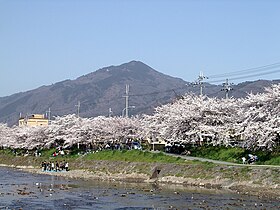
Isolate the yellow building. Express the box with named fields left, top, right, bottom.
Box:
left=19, top=114, right=49, bottom=127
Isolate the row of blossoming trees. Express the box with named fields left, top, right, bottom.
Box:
left=0, top=84, right=279, bottom=151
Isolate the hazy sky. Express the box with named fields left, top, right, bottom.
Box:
left=1, top=0, right=280, bottom=97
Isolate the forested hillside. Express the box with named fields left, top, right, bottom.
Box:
left=1, top=61, right=278, bottom=126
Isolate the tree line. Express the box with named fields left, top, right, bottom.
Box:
left=0, top=84, right=279, bottom=151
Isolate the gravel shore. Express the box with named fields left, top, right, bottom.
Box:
left=10, top=161, right=279, bottom=200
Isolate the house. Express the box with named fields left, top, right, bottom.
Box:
left=19, top=114, right=49, bottom=127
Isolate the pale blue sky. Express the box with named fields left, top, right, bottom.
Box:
left=1, top=0, right=280, bottom=97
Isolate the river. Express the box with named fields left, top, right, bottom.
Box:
left=0, top=167, right=279, bottom=209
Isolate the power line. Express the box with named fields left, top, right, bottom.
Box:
left=208, top=62, right=280, bottom=79
left=207, top=68, right=280, bottom=83
left=39, top=61, right=280, bottom=118
left=130, top=85, right=190, bottom=97
left=51, top=106, right=76, bottom=113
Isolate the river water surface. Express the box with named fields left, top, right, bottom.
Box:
left=0, top=167, right=279, bottom=209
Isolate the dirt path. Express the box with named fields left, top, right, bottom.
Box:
left=158, top=152, right=280, bottom=168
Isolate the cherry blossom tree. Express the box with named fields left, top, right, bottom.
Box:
left=141, top=84, right=280, bottom=150
left=0, top=84, right=279, bottom=151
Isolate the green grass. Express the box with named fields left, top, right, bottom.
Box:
left=84, top=150, right=186, bottom=163
left=0, top=148, right=186, bottom=165
left=40, top=148, right=56, bottom=158
left=261, top=156, right=280, bottom=165
left=0, top=148, right=15, bottom=156
left=0, top=145, right=279, bottom=166
left=190, top=146, right=246, bottom=163
left=0, top=148, right=278, bottom=185
left=189, top=145, right=280, bottom=165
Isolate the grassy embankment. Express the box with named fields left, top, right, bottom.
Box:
left=0, top=148, right=279, bottom=198
left=0, top=148, right=279, bottom=182
left=0, top=146, right=279, bottom=166
left=183, top=145, right=280, bottom=165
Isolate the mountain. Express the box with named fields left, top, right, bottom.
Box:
left=211, top=79, right=280, bottom=98
left=0, top=61, right=279, bottom=126
left=230, top=80, right=280, bottom=97
left=0, top=61, right=190, bottom=125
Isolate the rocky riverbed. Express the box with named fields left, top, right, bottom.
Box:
left=9, top=159, right=278, bottom=201
left=0, top=166, right=280, bottom=209
left=0, top=153, right=279, bottom=200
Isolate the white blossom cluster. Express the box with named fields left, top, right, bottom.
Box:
left=0, top=84, right=279, bottom=151
left=142, top=84, right=280, bottom=150
left=0, top=115, right=142, bottom=150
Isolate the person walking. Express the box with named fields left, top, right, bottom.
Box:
left=55, top=161, right=59, bottom=172
left=65, top=162, right=69, bottom=171
left=242, top=157, right=246, bottom=164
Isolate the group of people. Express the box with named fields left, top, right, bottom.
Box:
left=52, top=147, right=65, bottom=157
left=242, top=154, right=258, bottom=164
left=41, top=160, right=69, bottom=172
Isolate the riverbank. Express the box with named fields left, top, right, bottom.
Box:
left=2, top=166, right=278, bottom=210
left=1, top=158, right=279, bottom=200
left=0, top=149, right=279, bottom=199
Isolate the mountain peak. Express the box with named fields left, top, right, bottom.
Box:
left=0, top=60, right=277, bottom=126
left=116, top=60, right=152, bottom=71
left=124, top=60, right=143, bottom=65
left=0, top=60, right=187, bottom=125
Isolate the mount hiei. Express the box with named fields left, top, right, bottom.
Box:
left=0, top=60, right=279, bottom=126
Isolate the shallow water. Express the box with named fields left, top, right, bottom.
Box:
left=0, top=167, right=279, bottom=209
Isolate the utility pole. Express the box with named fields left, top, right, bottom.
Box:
left=196, top=71, right=208, bottom=96
left=46, top=108, right=51, bottom=125
left=122, top=85, right=136, bottom=118
left=75, top=101, right=80, bottom=117
left=221, top=79, right=233, bottom=99
left=124, top=84, right=129, bottom=118
left=108, top=108, right=113, bottom=117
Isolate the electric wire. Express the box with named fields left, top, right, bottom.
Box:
left=39, top=61, right=280, bottom=118
left=207, top=68, right=280, bottom=84
left=208, top=62, right=280, bottom=79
